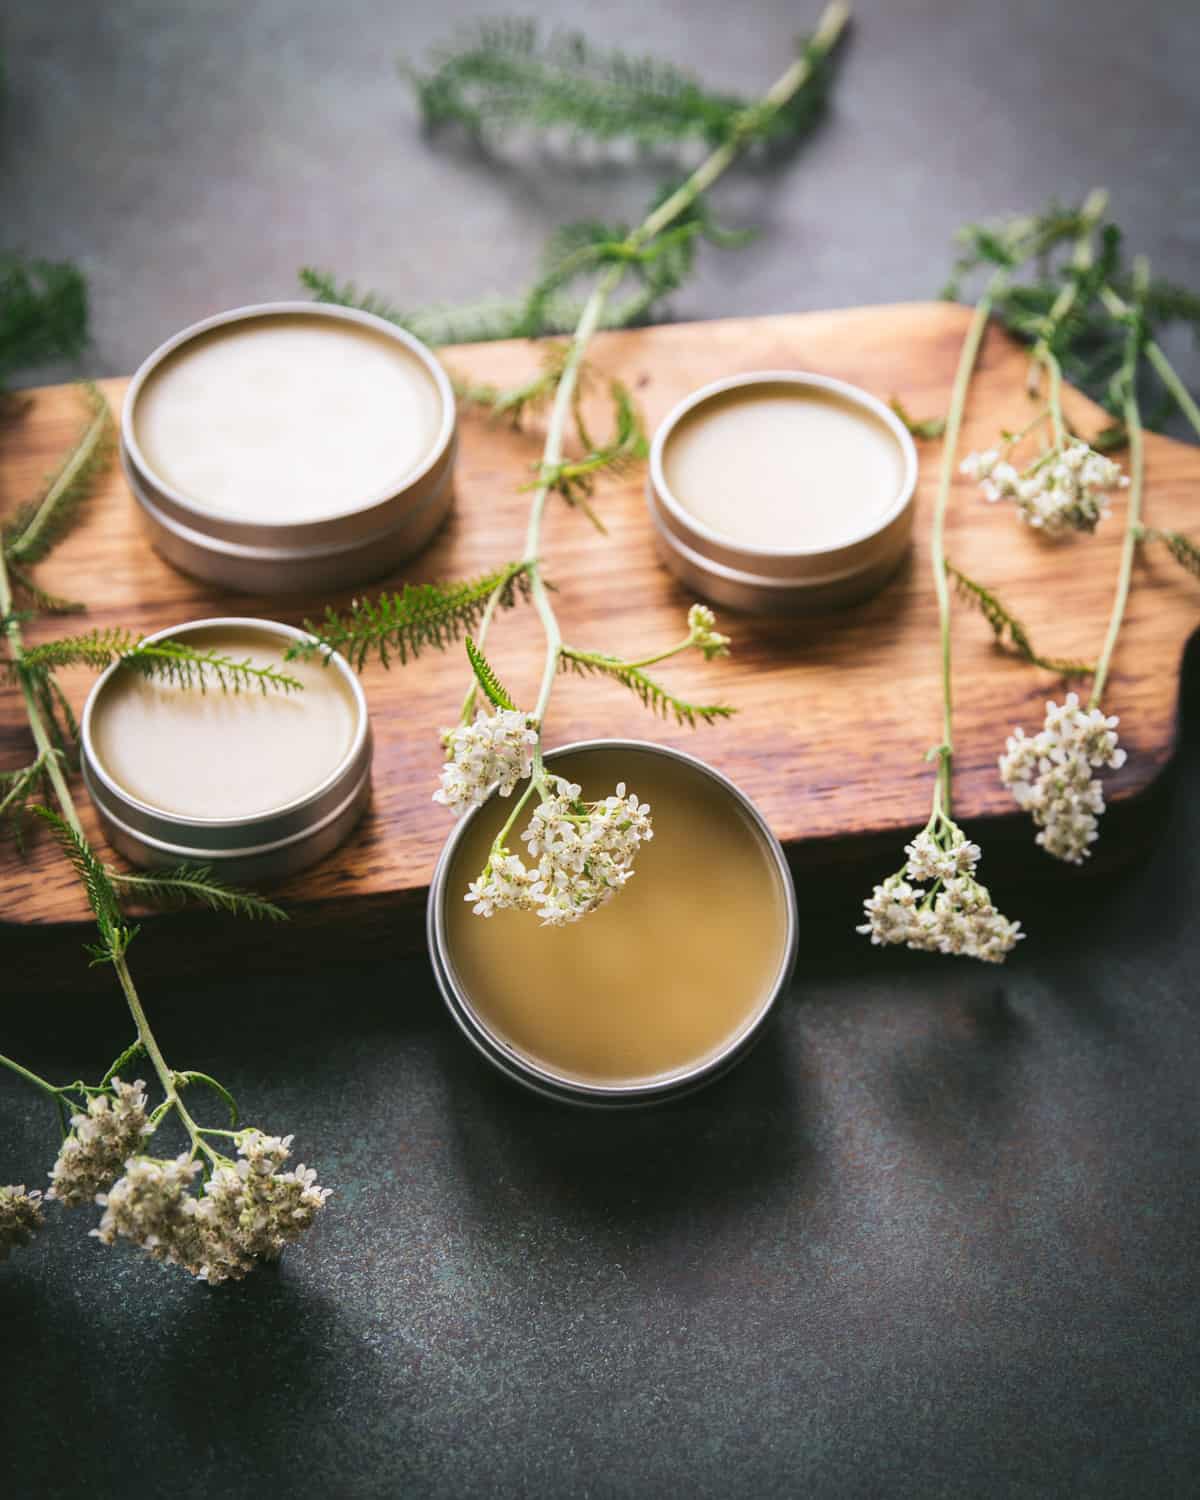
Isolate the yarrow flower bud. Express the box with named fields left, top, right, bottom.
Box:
left=687, top=603, right=731, bottom=661
left=434, top=708, right=539, bottom=816
left=47, top=1077, right=151, bottom=1207
left=94, top=1130, right=330, bottom=1285
left=962, top=440, right=1127, bottom=535
left=0, top=1185, right=44, bottom=1262
left=464, top=776, right=654, bottom=925
left=859, top=821, right=1022, bottom=963
left=999, top=693, right=1127, bottom=864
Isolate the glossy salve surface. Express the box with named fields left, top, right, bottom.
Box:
left=439, top=745, right=792, bottom=1091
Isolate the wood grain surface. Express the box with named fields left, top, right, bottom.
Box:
left=3, top=303, right=1198, bottom=980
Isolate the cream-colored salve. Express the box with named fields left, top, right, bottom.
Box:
left=662, top=382, right=905, bottom=551
left=134, top=315, right=443, bottom=523
left=89, top=626, right=358, bottom=819
left=444, top=747, right=790, bottom=1088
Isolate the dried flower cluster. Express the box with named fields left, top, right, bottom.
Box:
left=434, top=708, right=539, bottom=815
left=999, top=693, right=1127, bottom=863
left=466, top=777, right=653, bottom=924
left=95, top=1130, right=330, bottom=1285
left=686, top=604, right=731, bottom=660
left=0, top=1185, right=44, bottom=1262
left=46, top=1077, right=150, bottom=1207
left=962, top=440, right=1127, bottom=535
left=859, top=825, right=1023, bottom=963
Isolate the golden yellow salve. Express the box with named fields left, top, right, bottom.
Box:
left=443, top=747, right=791, bottom=1088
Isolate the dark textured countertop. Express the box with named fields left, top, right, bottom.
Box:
left=3, top=3, right=1199, bottom=1496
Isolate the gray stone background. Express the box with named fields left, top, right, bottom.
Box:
left=3, top=2, right=1200, bottom=1497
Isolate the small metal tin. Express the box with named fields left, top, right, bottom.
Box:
left=121, top=302, right=457, bottom=595
left=427, top=739, right=798, bottom=1109
left=81, top=617, right=372, bottom=884
left=647, top=370, right=918, bottom=614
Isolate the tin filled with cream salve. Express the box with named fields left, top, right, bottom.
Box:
left=647, top=371, right=918, bottom=613
left=428, top=740, right=798, bottom=1107
left=121, top=302, right=456, bottom=593
left=81, top=618, right=372, bottom=882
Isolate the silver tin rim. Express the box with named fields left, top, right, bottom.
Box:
left=648, top=369, right=919, bottom=563
left=80, top=617, right=372, bottom=867
left=427, top=739, right=799, bottom=1109
left=121, top=300, right=457, bottom=534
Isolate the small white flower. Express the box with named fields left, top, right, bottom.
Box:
left=687, top=603, right=731, bottom=661
left=47, top=1077, right=151, bottom=1207
left=0, top=1185, right=44, bottom=1262
left=966, top=437, right=1127, bottom=534
left=433, top=709, right=538, bottom=817
left=859, top=822, right=1022, bottom=963
left=999, top=694, right=1126, bottom=864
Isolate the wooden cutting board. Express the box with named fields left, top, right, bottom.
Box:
left=3, top=303, right=1198, bottom=984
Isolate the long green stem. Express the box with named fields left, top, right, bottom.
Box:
left=1089, top=391, right=1144, bottom=708
left=1100, top=285, right=1200, bottom=443
left=470, top=2, right=850, bottom=754
left=931, top=279, right=1002, bottom=813
left=0, top=1051, right=61, bottom=1099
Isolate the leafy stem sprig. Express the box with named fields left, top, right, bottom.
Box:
left=1, top=389, right=327, bottom=1281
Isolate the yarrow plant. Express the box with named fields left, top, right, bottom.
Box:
left=859, top=822, right=1022, bottom=962
left=1, top=383, right=328, bottom=1283
left=296, top=13, right=848, bottom=923
left=894, top=191, right=1200, bottom=881
left=961, top=437, right=1126, bottom=535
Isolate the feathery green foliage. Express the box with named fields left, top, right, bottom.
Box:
left=944, top=203, right=1200, bottom=438
left=5, top=561, right=85, bottom=615
left=560, top=646, right=734, bottom=727
left=3, top=384, right=113, bottom=564
left=108, top=866, right=288, bottom=923
left=465, top=637, right=519, bottom=711
left=1139, top=526, right=1200, bottom=579
left=453, top=341, right=582, bottom=429
left=408, top=17, right=834, bottom=150
left=14, top=629, right=303, bottom=693
left=530, top=379, right=646, bottom=529
left=293, top=562, right=533, bottom=670
left=0, top=750, right=59, bottom=849
left=0, top=254, right=89, bottom=390
left=946, top=562, right=1094, bottom=677
left=35, top=808, right=138, bottom=964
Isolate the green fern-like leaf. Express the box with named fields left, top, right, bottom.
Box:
left=452, top=341, right=580, bottom=429
left=5, top=562, right=85, bottom=615
left=560, top=647, right=734, bottom=728
left=946, top=563, right=1094, bottom=677
left=1140, top=526, right=1200, bottom=579
left=0, top=254, right=89, bottom=389
left=3, top=383, right=113, bottom=565
left=464, top=636, right=519, bottom=711
left=532, top=379, right=647, bottom=526
left=34, top=807, right=137, bottom=964
left=14, top=630, right=302, bottom=693
left=300, top=267, right=531, bottom=346
left=0, top=750, right=59, bottom=850
left=408, top=18, right=833, bottom=151
left=293, top=562, right=533, bottom=671
left=107, top=865, right=288, bottom=922
left=888, top=397, right=946, bottom=440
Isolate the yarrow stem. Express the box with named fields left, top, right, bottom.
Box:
left=467, top=4, right=849, bottom=745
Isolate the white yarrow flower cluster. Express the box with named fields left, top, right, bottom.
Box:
left=433, top=709, right=539, bottom=816
left=687, top=603, right=731, bottom=660
left=962, top=441, right=1127, bottom=534
left=47, top=1077, right=151, bottom=1207
left=0, top=1185, right=45, bottom=1262
left=465, top=776, right=653, bottom=925
left=94, top=1130, right=330, bottom=1285
left=858, top=825, right=1023, bottom=963
left=999, top=693, right=1127, bottom=864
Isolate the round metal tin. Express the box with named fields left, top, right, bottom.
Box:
left=120, top=302, right=457, bottom=594
left=647, top=370, right=918, bottom=614
left=427, top=739, right=798, bottom=1109
left=81, top=617, right=372, bottom=884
